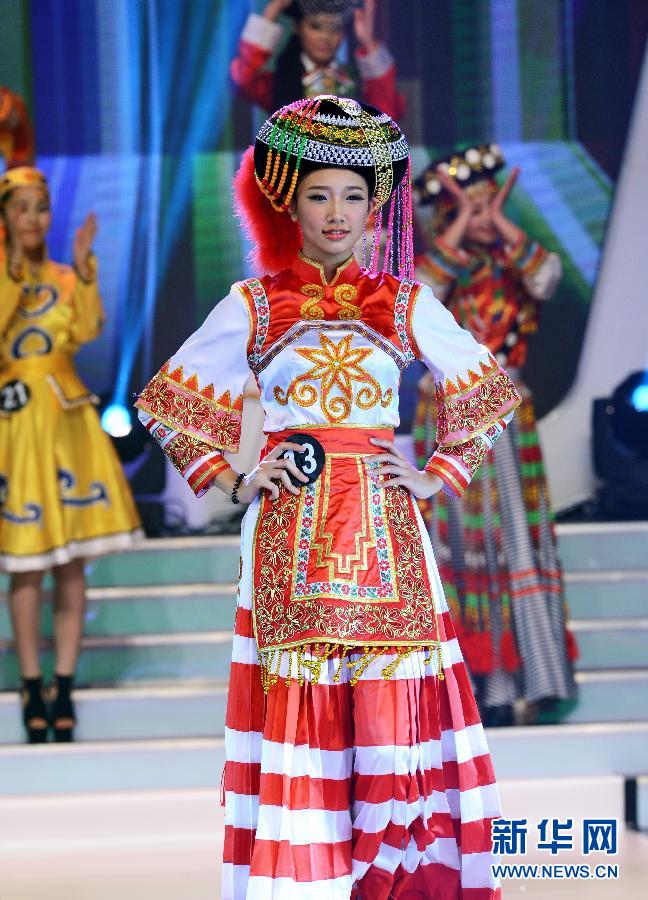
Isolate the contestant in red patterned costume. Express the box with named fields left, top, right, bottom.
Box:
left=0, top=87, right=35, bottom=169
left=0, top=87, right=36, bottom=256
left=412, top=148, right=577, bottom=728
left=231, top=0, right=405, bottom=120
left=136, top=98, right=520, bottom=898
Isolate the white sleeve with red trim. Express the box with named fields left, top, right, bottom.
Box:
left=135, top=286, right=252, bottom=497
left=409, top=284, right=521, bottom=498
left=355, top=43, right=395, bottom=80
left=240, top=12, right=283, bottom=53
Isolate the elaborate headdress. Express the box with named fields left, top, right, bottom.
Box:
left=414, top=143, right=505, bottom=205
left=413, top=143, right=505, bottom=234
left=290, top=0, right=361, bottom=20
left=234, top=95, right=413, bottom=277
left=0, top=166, right=49, bottom=204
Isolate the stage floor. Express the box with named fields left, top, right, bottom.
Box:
left=0, top=789, right=645, bottom=899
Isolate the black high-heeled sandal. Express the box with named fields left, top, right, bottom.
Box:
left=21, top=676, right=49, bottom=744
left=49, top=673, right=76, bottom=743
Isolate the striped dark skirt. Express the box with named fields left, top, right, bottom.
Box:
left=414, top=376, right=577, bottom=716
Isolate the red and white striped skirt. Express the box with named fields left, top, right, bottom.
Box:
left=222, top=495, right=502, bottom=899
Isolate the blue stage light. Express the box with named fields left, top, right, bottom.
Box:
left=630, top=383, right=648, bottom=413
left=101, top=403, right=133, bottom=438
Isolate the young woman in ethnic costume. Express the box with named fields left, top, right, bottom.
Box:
left=0, top=167, right=142, bottom=742
left=412, top=148, right=577, bottom=727
left=231, top=0, right=405, bottom=120
left=136, top=98, right=520, bottom=898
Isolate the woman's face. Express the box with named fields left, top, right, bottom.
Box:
left=2, top=185, right=51, bottom=251
left=293, top=168, right=375, bottom=266
left=297, top=13, right=345, bottom=66
left=463, top=186, right=498, bottom=246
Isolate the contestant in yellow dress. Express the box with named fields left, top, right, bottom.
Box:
left=0, top=166, right=142, bottom=742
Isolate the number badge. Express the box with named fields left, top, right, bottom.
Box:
left=0, top=380, right=31, bottom=414
left=278, top=432, right=325, bottom=486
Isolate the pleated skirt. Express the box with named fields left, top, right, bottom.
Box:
left=0, top=371, right=142, bottom=572
left=222, top=497, right=503, bottom=899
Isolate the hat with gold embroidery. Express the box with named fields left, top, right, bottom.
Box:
left=0, top=166, right=49, bottom=204
left=254, top=95, right=409, bottom=212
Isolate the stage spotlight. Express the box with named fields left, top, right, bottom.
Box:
left=101, top=402, right=133, bottom=438
left=592, top=371, right=648, bottom=518
left=630, top=383, right=648, bottom=413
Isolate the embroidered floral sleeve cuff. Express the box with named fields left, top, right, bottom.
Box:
left=134, top=286, right=252, bottom=496
left=138, top=412, right=232, bottom=496
left=424, top=417, right=510, bottom=497
left=503, top=235, right=562, bottom=300
left=503, top=233, right=546, bottom=275
left=408, top=284, right=521, bottom=497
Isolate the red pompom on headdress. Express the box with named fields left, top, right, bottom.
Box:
left=233, top=147, right=302, bottom=276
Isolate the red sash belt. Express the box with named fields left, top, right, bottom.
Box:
left=264, top=425, right=394, bottom=456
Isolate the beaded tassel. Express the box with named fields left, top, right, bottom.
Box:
left=384, top=192, right=396, bottom=274
left=368, top=206, right=383, bottom=275
left=346, top=646, right=383, bottom=686
left=258, top=643, right=444, bottom=693
left=397, top=160, right=415, bottom=279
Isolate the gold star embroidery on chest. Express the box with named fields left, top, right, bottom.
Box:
left=274, top=332, right=393, bottom=423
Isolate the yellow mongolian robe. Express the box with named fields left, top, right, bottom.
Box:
left=0, top=255, right=141, bottom=571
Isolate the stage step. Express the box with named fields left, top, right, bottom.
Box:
left=0, top=569, right=644, bottom=644
left=571, top=617, right=648, bottom=670
left=1, top=615, right=644, bottom=690
left=0, top=631, right=233, bottom=690
left=0, top=738, right=226, bottom=796
left=0, top=575, right=643, bottom=650
left=0, top=684, right=228, bottom=744
left=0, top=536, right=241, bottom=591
left=0, top=779, right=626, bottom=861
left=556, top=522, right=648, bottom=573
left=0, top=584, right=237, bottom=640
left=0, top=525, right=646, bottom=799
left=1, top=722, right=647, bottom=797
left=565, top=570, right=648, bottom=619
left=486, top=722, right=648, bottom=780
left=1, top=668, right=647, bottom=746
left=568, top=670, right=648, bottom=724
left=0, top=522, right=645, bottom=595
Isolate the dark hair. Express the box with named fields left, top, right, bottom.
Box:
left=272, top=33, right=306, bottom=109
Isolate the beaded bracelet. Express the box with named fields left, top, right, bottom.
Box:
left=231, top=472, right=246, bottom=505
